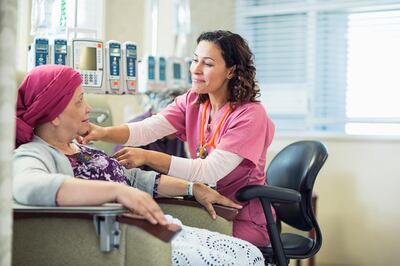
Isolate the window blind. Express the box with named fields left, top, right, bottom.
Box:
left=236, top=0, right=400, bottom=135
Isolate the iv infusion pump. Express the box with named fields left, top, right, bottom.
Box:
left=105, top=40, right=122, bottom=94
left=52, top=39, right=68, bottom=65
left=122, top=42, right=138, bottom=94
left=71, top=39, right=105, bottom=93
left=27, top=37, right=191, bottom=94
left=28, top=37, right=50, bottom=70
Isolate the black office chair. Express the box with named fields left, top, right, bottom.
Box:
left=236, top=140, right=328, bottom=266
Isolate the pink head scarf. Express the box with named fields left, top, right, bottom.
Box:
left=16, top=64, right=82, bottom=148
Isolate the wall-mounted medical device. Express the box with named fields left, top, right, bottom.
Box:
left=72, top=39, right=105, bottom=93
left=52, top=39, right=68, bottom=65
left=185, top=58, right=192, bottom=89
left=167, top=57, right=185, bottom=89
left=27, top=37, right=50, bottom=71
left=157, top=56, right=167, bottom=90
left=105, top=40, right=122, bottom=94
left=121, top=42, right=138, bottom=95
left=138, top=55, right=156, bottom=93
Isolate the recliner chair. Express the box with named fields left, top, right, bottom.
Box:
left=236, top=140, right=328, bottom=266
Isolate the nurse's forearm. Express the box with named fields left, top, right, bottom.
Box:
left=143, top=150, right=172, bottom=174
left=156, top=174, right=188, bottom=197
left=103, top=124, right=130, bottom=144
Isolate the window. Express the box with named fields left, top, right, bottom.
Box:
left=236, top=0, right=400, bottom=135
left=30, top=0, right=104, bottom=39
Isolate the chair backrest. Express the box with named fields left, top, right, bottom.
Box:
left=266, top=140, right=328, bottom=231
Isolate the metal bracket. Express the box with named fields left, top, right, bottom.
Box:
left=93, top=214, right=121, bottom=252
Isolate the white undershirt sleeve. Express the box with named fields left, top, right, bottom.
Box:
left=124, top=114, right=177, bottom=146
left=168, top=149, right=243, bottom=184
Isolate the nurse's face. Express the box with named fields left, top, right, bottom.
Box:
left=190, top=41, right=234, bottom=96
left=57, top=85, right=92, bottom=137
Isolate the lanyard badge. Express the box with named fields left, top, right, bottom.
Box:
left=196, top=145, right=208, bottom=159
left=197, top=100, right=232, bottom=159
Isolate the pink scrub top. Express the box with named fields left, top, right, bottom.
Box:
left=161, top=90, right=275, bottom=246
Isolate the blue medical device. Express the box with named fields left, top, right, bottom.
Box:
left=157, top=56, right=167, bottom=90
left=106, top=41, right=122, bottom=94
left=185, top=58, right=192, bottom=89
left=53, top=39, right=68, bottom=65
left=138, top=55, right=156, bottom=92
left=167, top=57, right=185, bottom=89
left=122, top=42, right=138, bottom=94
left=28, top=37, right=49, bottom=70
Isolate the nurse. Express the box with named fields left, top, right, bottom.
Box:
left=82, top=30, right=275, bottom=246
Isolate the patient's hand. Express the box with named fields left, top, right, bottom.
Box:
left=116, top=186, right=168, bottom=226
left=113, top=147, right=146, bottom=168
left=193, top=183, right=242, bottom=219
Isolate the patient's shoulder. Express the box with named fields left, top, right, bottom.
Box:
left=14, top=137, right=56, bottom=159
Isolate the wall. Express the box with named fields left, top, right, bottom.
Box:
left=188, top=0, right=235, bottom=55
left=0, top=1, right=17, bottom=266
left=105, top=0, right=146, bottom=58
left=104, top=0, right=235, bottom=58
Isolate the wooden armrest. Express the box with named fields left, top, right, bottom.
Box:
left=156, top=198, right=239, bottom=221
left=117, top=216, right=181, bottom=242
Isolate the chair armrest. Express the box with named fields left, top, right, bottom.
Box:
left=13, top=202, right=181, bottom=243
left=13, top=202, right=127, bottom=216
left=156, top=197, right=239, bottom=221
left=236, top=185, right=301, bottom=203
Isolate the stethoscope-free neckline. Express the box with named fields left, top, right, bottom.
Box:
left=196, top=99, right=232, bottom=159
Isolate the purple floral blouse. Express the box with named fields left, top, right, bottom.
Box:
left=66, top=144, right=160, bottom=197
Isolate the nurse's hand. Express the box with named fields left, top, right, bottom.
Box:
left=114, top=147, right=147, bottom=168
left=193, top=183, right=242, bottom=220
left=79, top=123, right=108, bottom=144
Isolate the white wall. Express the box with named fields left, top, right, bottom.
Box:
left=0, top=1, right=17, bottom=265
left=105, top=0, right=146, bottom=58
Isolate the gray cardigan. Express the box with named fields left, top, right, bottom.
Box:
left=13, top=136, right=157, bottom=206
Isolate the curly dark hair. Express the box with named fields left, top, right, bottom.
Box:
left=196, top=30, right=260, bottom=104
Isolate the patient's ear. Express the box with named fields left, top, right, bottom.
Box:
left=51, top=117, right=61, bottom=126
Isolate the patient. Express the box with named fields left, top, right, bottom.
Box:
left=13, top=65, right=264, bottom=266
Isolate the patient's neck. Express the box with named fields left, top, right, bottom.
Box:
left=35, top=124, right=76, bottom=154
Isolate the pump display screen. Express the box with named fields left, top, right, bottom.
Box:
left=110, top=48, right=120, bottom=56
left=79, top=47, right=97, bottom=71
left=173, top=63, right=181, bottom=79
left=55, top=44, right=67, bottom=54
left=36, top=44, right=48, bottom=51
left=127, top=49, right=136, bottom=57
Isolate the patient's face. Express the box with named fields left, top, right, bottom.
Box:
left=57, top=85, right=91, bottom=137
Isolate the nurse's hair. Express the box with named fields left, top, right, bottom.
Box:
left=196, top=30, right=260, bottom=104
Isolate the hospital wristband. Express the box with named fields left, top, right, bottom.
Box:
left=186, top=182, right=194, bottom=197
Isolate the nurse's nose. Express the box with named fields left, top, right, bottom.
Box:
left=191, top=60, right=202, bottom=74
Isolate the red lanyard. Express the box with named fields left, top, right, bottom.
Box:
left=197, top=100, right=232, bottom=159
